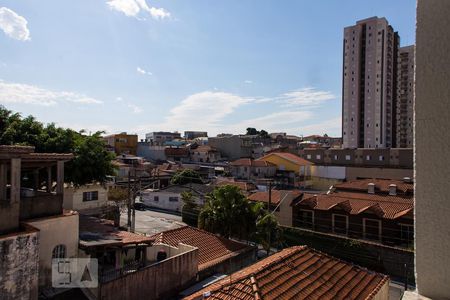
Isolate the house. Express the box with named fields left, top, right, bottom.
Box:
left=229, top=158, right=276, bottom=180
left=214, top=178, right=257, bottom=195
left=248, top=190, right=302, bottom=226
left=0, top=145, right=77, bottom=298
left=145, top=131, right=181, bottom=145
left=208, top=135, right=267, bottom=160
left=189, top=145, right=221, bottom=163
left=184, top=131, right=208, bottom=140
left=79, top=216, right=199, bottom=300
left=103, top=132, right=138, bottom=155
left=292, top=179, right=414, bottom=247
left=165, top=146, right=190, bottom=162
left=63, top=183, right=109, bottom=215
left=151, top=226, right=256, bottom=280
left=141, top=183, right=214, bottom=212
left=184, top=245, right=389, bottom=300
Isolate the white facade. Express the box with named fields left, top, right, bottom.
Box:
left=141, top=189, right=205, bottom=212
left=63, top=184, right=108, bottom=212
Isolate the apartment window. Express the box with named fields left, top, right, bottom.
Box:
left=154, top=196, right=159, bottom=202
left=316, top=154, right=321, bottom=160
left=332, top=214, right=349, bottom=235
left=298, top=209, right=314, bottom=229
left=345, top=155, right=351, bottom=161
left=366, top=155, right=371, bottom=160
left=363, top=218, right=382, bottom=241
left=400, top=224, right=414, bottom=244
left=83, top=191, right=98, bottom=202
left=334, top=155, right=338, bottom=160
left=52, top=244, right=66, bottom=259
left=379, top=155, right=384, bottom=161
left=306, top=154, right=311, bottom=159
left=169, top=197, right=179, bottom=202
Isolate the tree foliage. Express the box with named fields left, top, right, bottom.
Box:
left=245, top=127, right=270, bottom=138
left=0, top=105, right=115, bottom=186
left=170, top=169, right=203, bottom=185
left=181, top=191, right=199, bottom=226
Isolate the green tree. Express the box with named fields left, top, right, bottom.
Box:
left=255, top=212, right=282, bottom=256
left=170, top=169, right=203, bottom=185
left=246, top=127, right=259, bottom=135
left=259, top=129, right=269, bottom=139
left=181, top=191, right=199, bottom=226
left=0, top=105, right=115, bottom=186
left=198, top=185, right=255, bottom=239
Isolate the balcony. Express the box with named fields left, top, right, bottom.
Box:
left=19, top=191, right=63, bottom=220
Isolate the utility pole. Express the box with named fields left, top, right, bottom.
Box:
left=127, top=170, right=131, bottom=231
left=267, top=181, right=272, bottom=256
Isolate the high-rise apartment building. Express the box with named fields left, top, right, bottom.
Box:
left=396, top=45, right=415, bottom=148
left=342, top=17, right=399, bottom=148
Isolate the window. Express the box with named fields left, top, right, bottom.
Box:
left=366, top=155, right=371, bottom=160
left=169, top=197, right=178, bottom=202
left=306, top=154, right=311, bottom=159
left=334, top=155, right=338, bottom=160
left=400, top=224, right=414, bottom=244
left=379, top=155, right=384, bottom=161
left=297, top=209, right=314, bottom=229
left=363, top=218, right=382, bottom=241
left=316, top=154, right=321, bottom=160
left=332, top=214, right=348, bottom=235
left=154, top=196, right=159, bottom=202
left=52, top=244, right=66, bottom=259
left=83, top=191, right=98, bottom=202
left=345, top=155, right=351, bottom=161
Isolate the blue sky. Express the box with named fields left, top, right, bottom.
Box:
left=0, top=0, right=416, bottom=138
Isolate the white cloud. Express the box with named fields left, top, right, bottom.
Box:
left=0, top=80, right=103, bottom=106
left=244, top=80, right=253, bottom=84
left=298, top=117, right=342, bottom=136
left=127, top=103, right=143, bottom=114
left=137, top=66, right=152, bottom=75
left=107, top=0, right=170, bottom=20
left=0, top=7, right=30, bottom=41
left=278, top=87, right=335, bottom=107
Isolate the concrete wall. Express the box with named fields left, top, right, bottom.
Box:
left=63, top=185, right=108, bottom=211
left=137, top=143, right=167, bottom=161
left=25, top=213, right=79, bottom=288
left=99, top=245, right=198, bottom=300
left=373, top=280, right=390, bottom=300
left=415, top=1, right=450, bottom=298
left=0, top=227, right=39, bottom=300
left=345, top=167, right=413, bottom=181
left=141, top=190, right=204, bottom=212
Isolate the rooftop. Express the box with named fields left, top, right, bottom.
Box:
left=151, top=226, right=254, bottom=271
left=158, top=183, right=214, bottom=195
left=248, top=190, right=302, bottom=206
left=185, top=246, right=388, bottom=300
left=230, top=158, right=276, bottom=167
left=334, top=178, right=413, bottom=195
left=257, top=152, right=313, bottom=166
left=215, top=179, right=257, bottom=192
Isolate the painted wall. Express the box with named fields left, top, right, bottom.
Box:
left=26, top=213, right=79, bottom=288
left=0, top=228, right=39, bottom=300
left=415, top=1, right=450, bottom=298
left=345, top=167, right=413, bottom=181
left=63, top=185, right=108, bottom=211
left=141, top=190, right=205, bottom=212
left=259, top=154, right=309, bottom=175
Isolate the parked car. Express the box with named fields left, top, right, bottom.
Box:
left=133, top=202, right=146, bottom=211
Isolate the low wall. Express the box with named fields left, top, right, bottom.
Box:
left=20, top=193, right=63, bottom=220
left=99, top=245, right=198, bottom=300
left=281, top=226, right=415, bottom=285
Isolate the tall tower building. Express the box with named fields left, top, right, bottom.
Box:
left=396, top=45, right=415, bottom=148
left=342, top=17, right=399, bottom=148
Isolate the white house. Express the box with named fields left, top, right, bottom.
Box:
left=63, top=184, right=109, bottom=214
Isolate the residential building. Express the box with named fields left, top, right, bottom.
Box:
left=214, top=178, right=257, bottom=195
left=229, top=158, right=277, bottom=180
left=414, top=1, right=450, bottom=297
left=302, top=134, right=343, bottom=148
left=342, top=17, right=399, bottom=149
left=151, top=226, right=256, bottom=280
left=208, top=135, right=266, bottom=160
left=103, top=132, right=138, bottom=155
left=248, top=190, right=303, bottom=227
left=396, top=45, right=415, bottom=148
left=141, top=183, right=214, bottom=212
left=189, top=145, right=221, bottom=163
left=136, top=141, right=167, bottom=162
left=79, top=216, right=199, bottom=300
left=0, top=145, right=77, bottom=298
left=145, top=131, right=181, bottom=145
left=165, top=146, right=190, bottom=162
left=184, top=131, right=208, bottom=140
left=292, top=178, right=414, bottom=247
left=63, top=183, right=109, bottom=215
left=184, top=246, right=389, bottom=300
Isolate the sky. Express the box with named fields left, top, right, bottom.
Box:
left=0, top=0, right=416, bottom=139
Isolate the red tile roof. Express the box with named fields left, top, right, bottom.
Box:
left=297, top=191, right=413, bottom=219
left=184, top=246, right=389, bottom=300
left=151, top=226, right=254, bottom=271
left=230, top=158, right=275, bottom=167
left=334, top=179, right=413, bottom=195
left=248, top=190, right=302, bottom=205
left=216, top=179, right=257, bottom=192
left=257, top=152, right=313, bottom=166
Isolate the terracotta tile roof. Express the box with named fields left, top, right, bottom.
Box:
left=230, top=158, right=275, bottom=167
left=334, top=178, right=413, bottom=195
left=297, top=191, right=413, bottom=219
left=184, top=246, right=388, bottom=300
left=257, top=152, right=313, bottom=166
left=151, top=226, right=254, bottom=271
left=248, top=190, right=302, bottom=205
left=79, top=216, right=153, bottom=248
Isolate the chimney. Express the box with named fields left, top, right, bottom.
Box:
left=368, top=183, right=375, bottom=194
left=389, top=184, right=397, bottom=196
